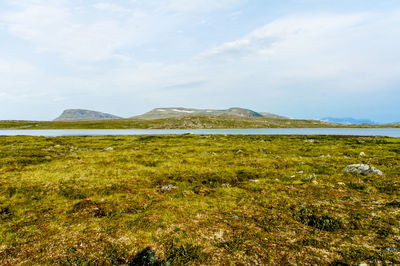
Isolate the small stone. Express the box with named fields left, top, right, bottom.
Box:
left=385, top=247, right=398, bottom=252
left=343, top=164, right=383, bottom=176
left=304, top=139, right=315, bottom=143
left=297, top=171, right=304, bottom=174
left=134, top=147, right=140, bottom=150
left=250, top=179, right=259, bottom=183
left=359, top=152, right=366, bottom=157
left=236, top=150, right=243, bottom=154
left=160, top=184, right=177, bottom=192
left=104, top=147, right=114, bottom=151
left=337, top=182, right=346, bottom=186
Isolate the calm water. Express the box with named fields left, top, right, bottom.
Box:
left=0, top=128, right=400, bottom=137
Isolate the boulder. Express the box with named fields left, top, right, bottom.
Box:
left=343, top=164, right=383, bottom=176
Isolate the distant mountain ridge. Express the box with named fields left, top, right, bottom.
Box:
left=133, top=107, right=287, bottom=120
left=321, top=117, right=377, bottom=125
left=54, top=109, right=122, bottom=121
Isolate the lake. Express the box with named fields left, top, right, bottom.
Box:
left=0, top=128, right=400, bottom=137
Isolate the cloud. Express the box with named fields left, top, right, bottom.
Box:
left=161, top=0, right=240, bottom=13
left=1, top=3, right=134, bottom=62
left=200, top=12, right=400, bottom=93
left=202, top=13, right=369, bottom=58
left=0, top=0, right=241, bottom=63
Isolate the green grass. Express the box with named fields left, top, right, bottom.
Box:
left=1, top=114, right=399, bottom=129
left=0, top=135, right=399, bottom=264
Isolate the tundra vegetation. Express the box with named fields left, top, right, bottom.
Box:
left=0, top=115, right=399, bottom=129
left=0, top=135, right=399, bottom=264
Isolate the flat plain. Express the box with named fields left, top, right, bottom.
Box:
left=1, top=115, right=399, bottom=129
left=0, top=135, right=399, bottom=264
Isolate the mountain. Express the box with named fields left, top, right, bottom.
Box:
left=320, top=117, right=377, bottom=125
left=259, top=112, right=288, bottom=119
left=54, top=109, right=122, bottom=121
left=134, top=107, right=285, bottom=120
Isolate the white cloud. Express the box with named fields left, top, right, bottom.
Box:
left=200, top=12, right=400, bottom=93
left=161, top=0, right=240, bottom=12
left=2, top=4, right=134, bottom=62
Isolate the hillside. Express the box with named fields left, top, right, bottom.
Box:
left=134, top=107, right=280, bottom=120
left=54, top=109, right=122, bottom=121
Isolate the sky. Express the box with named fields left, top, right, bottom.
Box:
left=0, top=0, right=399, bottom=122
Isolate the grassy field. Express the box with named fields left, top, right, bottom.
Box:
left=0, top=135, right=399, bottom=264
left=1, top=115, right=399, bottom=129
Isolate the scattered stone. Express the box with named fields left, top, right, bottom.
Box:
left=54, top=145, right=61, bottom=148
left=343, top=164, right=383, bottom=176
left=359, top=152, right=366, bottom=157
left=221, top=183, right=231, bottom=188
left=250, top=179, right=259, bottom=183
left=358, top=263, right=368, bottom=266
left=236, top=150, right=243, bottom=154
left=385, top=247, right=398, bottom=252
left=290, top=175, right=296, bottom=178
left=211, top=152, right=217, bottom=155
left=304, top=139, right=315, bottom=143
left=232, top=215, right=240, bottom=220
left=337, top=182, right=346, bottom=186
left=160, top=184, right=177, bottom=192
left=297, top=171, right=304, bottom=174
left=134, top=147, right=140, bottom=150
left=104, top=147, right=114, bottom=151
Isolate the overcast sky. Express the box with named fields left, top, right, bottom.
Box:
left=0, top=0, right=399, bottom=122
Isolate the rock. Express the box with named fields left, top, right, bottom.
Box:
left=160, top=184, right=177, bottom=192
left=104, top=147, right=114, bottom=151
left=343, top=164, right=383, bottom=176
left=385, top=247, right=398, bottom=252
left=304, top=139, right=314, bottom=143
left=236, top=150, right=243, bottom=154
left=359, top=152, right=366, bottom=157
left=337, top=182, right=346, bottom=186
left=297, top=171, right=304, bottom=174
left=250, top=179, right=259, bottom=183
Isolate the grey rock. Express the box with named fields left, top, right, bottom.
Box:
left=104, top=147, right=114, bottom=151
left=160, top=184, right=177, bottom=192
left=343, top=164, right=383, bottom=176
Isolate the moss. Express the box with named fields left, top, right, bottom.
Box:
left=0, top=135, right=399, bottom=264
